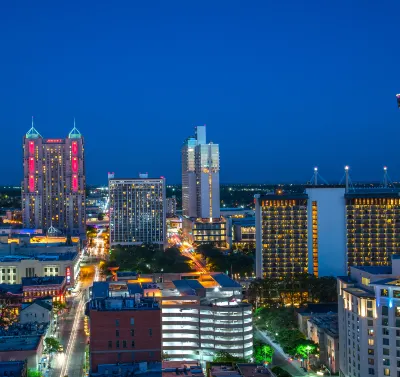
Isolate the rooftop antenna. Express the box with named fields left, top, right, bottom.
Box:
left=308, top=167, right=329, bottom=185
left=384, top=166, right=388, bottom=188
left=345, top=166, right=349, bottom=193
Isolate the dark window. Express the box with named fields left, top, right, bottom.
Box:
left=108, top=341, right=112, bottom=348
left=116, top=319, right=120, bottom=327
left=368, top=349, right=374, bottom=355
left=383, top=328, right=390, bottom=336
left=367, top=301, right=373, bottom=308
left=149, top=328, right=152, bottom=336
left=116, top=340, right=120, bottom=348
left=383, top=338, right=390, bottom=345
left=132, top=340, right=135, bottom=348
left=368, top=368, right=375, bottom=375
left=131, top=329, right=134, bottom=336
left=368, top=320, right=373, bottom=326
left=382, top=318, right=389, bottom=326
left=383, top=359, right=390, bottom=366
left=123, top=341, right=127, bottom=348
left=383, top=348, right=390, bottom=356
left=382, top=306, right=389, bottom=316
left=116, top=330, right=119, bottom=337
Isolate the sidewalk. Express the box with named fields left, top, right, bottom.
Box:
left=255, top=326, right=312, bottom=377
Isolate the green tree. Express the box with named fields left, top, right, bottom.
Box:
left=28, top=369, right=42, bottom=377
left=44, top=337, right=61, bottom=354
left=253, top=343, right=274, bottom=364
left=212, top=351, right=248, bottom=363
left=53, top=301, right=67, bottom=313
left=271, top=366, right=291, bottom=377
left=295, top=341, right=318, bottom=359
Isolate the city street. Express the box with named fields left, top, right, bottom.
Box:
left=255, top=328, right=318, bottom=377
left=49, top=263, right=97, bottom=377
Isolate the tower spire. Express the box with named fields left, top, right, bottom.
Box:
left=26, top=116, right=42, bottom=139
left=68, top=118, right=82, bottom=138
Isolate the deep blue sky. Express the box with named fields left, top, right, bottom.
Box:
left=1, top=1, right=400, bottom=185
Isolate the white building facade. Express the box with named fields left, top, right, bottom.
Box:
left=338, top=256, right=400, bottom=377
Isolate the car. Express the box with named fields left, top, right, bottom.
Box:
left=58, top=345, right=64, bottom=352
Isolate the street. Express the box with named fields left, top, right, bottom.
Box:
left=49, top=262, right=97, bottom=377
left=255, top=328, right=318, bottom=377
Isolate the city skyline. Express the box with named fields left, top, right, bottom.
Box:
left=0, top=2, right=400, bottom=184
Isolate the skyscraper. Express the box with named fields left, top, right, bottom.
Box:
left=22, top=121, right=86, bottom=236
left=108, top=176, right=166, bottom=247
left=182, top=126, right=225, bottom=247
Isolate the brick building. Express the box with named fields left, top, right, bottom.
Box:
left=88, top=282, right=161, bottom=373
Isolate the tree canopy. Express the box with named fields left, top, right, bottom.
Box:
left=102, top=244, right=195, bottom=274
left=44, top=337, right=61, bottom=354
left=212, top=351, right=248, bottom=363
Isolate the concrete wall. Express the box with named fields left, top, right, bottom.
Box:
left=306, top=188, right=346, bottom=277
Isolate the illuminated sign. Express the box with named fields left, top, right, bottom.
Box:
left=29, top=141, right=35, bottom=155
left=72, top=157, right=78, bottom=173
left=29, top=175, right=35, bottom=192
left=44, top=139, right=63, bottom=143
left=72, top=141, right=78, bottom=155
left=29, top=157, right=35, bottom=173
left=66, top=267, right=71, bottom=284
left=72, top=175, right=78, bottom=192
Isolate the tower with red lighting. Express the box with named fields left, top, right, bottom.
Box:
left=22, top=120, right=86, bottom=236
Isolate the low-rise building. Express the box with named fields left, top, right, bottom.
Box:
left=22, top=276, right=66, bottom=302
left=0, top=361, right=27, bottom=377
left=208, top=363, right=275, bottom=377
left=20, top=299, right=53, bottom=325
left=306, top=314, right=339, bottom=374
left=0, top=335, right=44, bottom=369
left=296, top=303, right=338, bottom=335
left=88, top=282, right=162, bottom=373
left=0, top=252, right=80, bottom=286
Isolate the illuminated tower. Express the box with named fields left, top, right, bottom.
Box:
left=22, top=120, right=86, bottom=236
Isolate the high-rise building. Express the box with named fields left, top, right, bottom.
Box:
left=338, top=255, right=400, bottom=377
left=109, top=177, right=166, bottom=247
left=166, top=196, right=177, bottom=217
left=256, top=184, right=400, bottom=279
left=182, top=126, right=225, bottom=247
left=181, top=126, right=220, bottom=220
left=21, top=121, right=86, bottom=236
left=88, top=281, right=161, bottom=372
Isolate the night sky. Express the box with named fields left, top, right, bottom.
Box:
left=1, top=1, right=400, bottom=185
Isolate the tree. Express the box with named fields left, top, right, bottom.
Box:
left=28, top=369, right=42, bottom=377
left=53, top=301, right=67, bottom=313
left=253, top=343, right=274, bottom=364
left=295, top=341, right=318, bottom=359
left=212, top=351, right=248, bottom=363
left=97, top=213, right=104, bottom=221
left=271, top=366, right=291, bottom=377
left=44, top=337, right=61, bottom=354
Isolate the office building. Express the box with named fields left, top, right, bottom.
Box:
left=182, top=125, right=220, bottom=220
left=337, top=255, right=400, bottom=377
left=109, top=177, right=166, bottom=247
left=161, top=273, right=253, bottom=362
left=182, top=126, right=224, bottom=246
left=88, top=281, right=161, bottom=372
left=166, top=196, right=177, bottom=217
left=21, top=121, right=86, bottom=236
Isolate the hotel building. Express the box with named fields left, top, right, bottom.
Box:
left=21, top=122, right=86, bottom=236
left=256, top=187, right=400, bottom=278
left=338, top=255, right=400, bottom=377
left=109, top=176, right=166, bottom=247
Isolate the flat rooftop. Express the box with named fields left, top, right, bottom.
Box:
left=308, top=314, right=339, bottom=338
left=0, top=336, right=42, bottom=352
left=0, top=252, right=78, bottom=262
left=352, top=265, right=392, bottom=275
left=162, top=361, right=203, bottom=377
left=342, top=286, right=375, bottom=299
left=22, top=276, right=65, bottom=286
left=0, top=361, right=26, bottom=377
